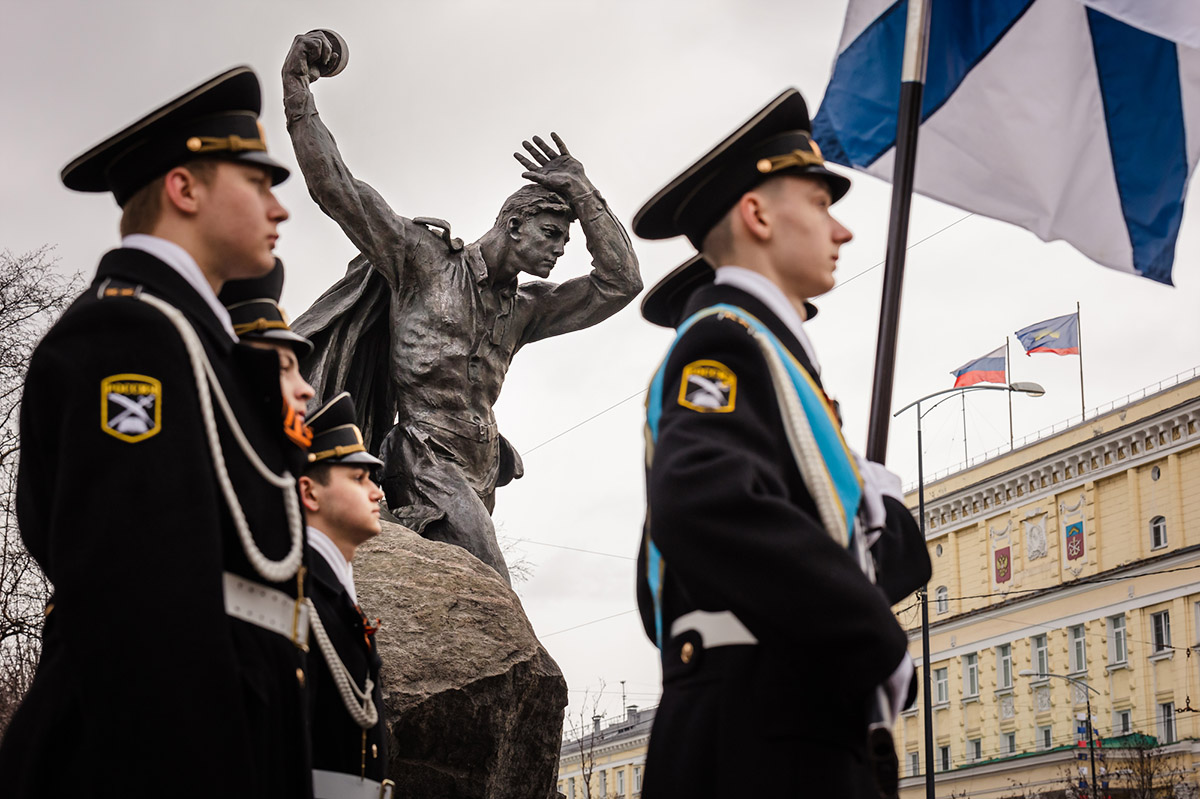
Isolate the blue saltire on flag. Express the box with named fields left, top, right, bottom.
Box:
left=951, top=345, right=1006, bottom=387
left=1015, top=313, right=1080, bottom=355
left=813, top=0, right=1200, bottom=286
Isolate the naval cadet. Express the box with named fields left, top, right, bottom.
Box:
left=219, top=258, right=318, bottom=456
left=0, top=68, right=315, bottom=797
left=297, top=393, right=392, bottom=799
left=632, top=89, right=932, bottom=798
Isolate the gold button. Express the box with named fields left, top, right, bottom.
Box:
left=756, top=158, right=773, bottom=174
left=681, top=641, right=694, bottom=664
left=186, top=136, right=203, bottom=152
left=296, top=667, right=305, bottom=687
left=372, top=744, right=378, bottom=759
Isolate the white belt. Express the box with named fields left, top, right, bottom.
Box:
left=313, top=770, right=395, bottom=799
left=223, top=572, right=310, bottom=649
left=670, top=610, right=758, bottom=648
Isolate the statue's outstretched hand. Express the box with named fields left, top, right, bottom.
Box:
left=285, top=31, right=337, bottom=83
left=514, top=133, right=593, bottom=201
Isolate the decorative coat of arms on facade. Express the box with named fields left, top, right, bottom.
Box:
left=990, top=519, right=1013, bottom=589
left=1060, top=493, right=1088, bottom=577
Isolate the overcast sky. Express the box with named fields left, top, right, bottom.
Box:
left=7, top=0, right=1200, bottom=730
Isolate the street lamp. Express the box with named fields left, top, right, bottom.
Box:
left=1019, top=670, right=1101, bottom=799
left=894, top=381, right=1045, bottom=799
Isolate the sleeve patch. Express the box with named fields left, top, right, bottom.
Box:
left=101, top=374, right=162, bottom=443
left=678, top=360, right=737, bottom=413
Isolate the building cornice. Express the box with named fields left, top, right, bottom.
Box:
left=916, top=397, right=1200, bottom=540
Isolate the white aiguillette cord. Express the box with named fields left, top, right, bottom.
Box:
left=306, top=598, right=379, bottom=729
left=139, top=292, right=377, bottom=728
left=135, top=292, right=304, bottom=583
left=753, top=328, right=893, bottom=726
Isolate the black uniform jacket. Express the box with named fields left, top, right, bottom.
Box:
left=637, top=282, right=931, bottom=799
left=0, top=248, right=312, bottom=798
left=307, top=544, right=388, bottom=781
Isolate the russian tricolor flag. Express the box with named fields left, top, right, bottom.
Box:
left=951, top=346, right=1007, bottom=388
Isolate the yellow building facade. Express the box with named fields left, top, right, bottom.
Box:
left=897, top=373, right=1200, bottom=797
left=558, top=706, right=653, bottom=799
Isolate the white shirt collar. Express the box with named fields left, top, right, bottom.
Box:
left=121, top=234, right=237, bottom=341
left=307, top=525, right=358, bottom=605
left=713, top=266, right=821, bottom=374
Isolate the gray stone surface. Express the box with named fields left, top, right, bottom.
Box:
left=354, top=520, right=568, bottom=798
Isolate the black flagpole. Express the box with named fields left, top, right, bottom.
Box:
left=864, top=0, right=933, bottom=464
left=861, top=2, right=934, bottom=799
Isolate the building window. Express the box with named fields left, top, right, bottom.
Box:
left=1151, top=515, right=1168, bottom=549
left=908, top=752, right=920, bottom=777
left=1159, top=702, right=1177, bottom=743
left=1032, top=634, right=1049, bottom=676
left=1003, top=731, right=1016, bottom=754
left=939, top=745, right=951, bottom=772
left=969, top=738, right=982, bottom=762
left=1152, top=610, right=1172, bottom=652
left=1115, top=709, right=1132, bottom=735
left=1108, top=615, right=1127, bottom=664
left=568, top=777, right=575, bottom=799
left=599, top=770, right=607, bottom=796
left=997, top=644, right=1012, bottom=689
left=1038, top=725, right=1053, bottom=750
left=963, top=653, right=979, bottom=697
left=935, top=586, right=949, bottom=614
left=1069, top=625, right=1087, bottom=673
left=634, top=766, right=642, bottom=793
left=934, top=667, right=949, bottom=704
left=617, top=769, right=625, bottom=797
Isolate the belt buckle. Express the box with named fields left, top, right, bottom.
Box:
left=379, top=779, right=396, bottom=799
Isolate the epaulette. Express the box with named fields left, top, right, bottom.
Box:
left=96, top=277, right=144, bottom=299
left=413, top=216, right=464, bottom=252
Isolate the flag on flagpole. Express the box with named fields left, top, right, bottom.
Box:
left=812, top=1, right=1200, bottom=285
left=1015, top=313, right=1081, bottom=356
left=951, top=346, right=1006, bottom=387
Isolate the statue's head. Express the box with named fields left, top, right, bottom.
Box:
left=494, top=184, right=576, bottom=279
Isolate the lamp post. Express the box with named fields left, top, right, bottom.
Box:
left=894, top=381, right=1045, bottom=799
left=1020, top=670, right=1101, bottom=799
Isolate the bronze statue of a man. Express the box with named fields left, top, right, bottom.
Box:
left=284, top=32, right=642, bottom=584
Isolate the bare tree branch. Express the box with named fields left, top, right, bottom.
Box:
left=0, top=246, right=82, bottom=741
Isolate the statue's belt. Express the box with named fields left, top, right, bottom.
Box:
left=414, top=413, right=498, bottom=443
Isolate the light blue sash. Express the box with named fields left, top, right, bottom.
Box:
left=643, top=304, right=863, bottom=648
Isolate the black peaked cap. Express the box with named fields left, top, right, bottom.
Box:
left=220, top=259, right=312, bottom=356
left=633, top=88, right=850, bottom=250
left=641, top=254, right=819, bottom=330
left=305, top=393, right=383, bottom=468
left=61, top=66, right=289, bottom=206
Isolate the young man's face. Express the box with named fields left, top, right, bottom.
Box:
left=196, top=162, right=289, bottom=281
left=759, top=175, right=853, bottom=302
left=509, top=211, right=571, bottom=278
left=247, top=340, right=314, bottom=418
left=306, top=466, right=384, bottom=545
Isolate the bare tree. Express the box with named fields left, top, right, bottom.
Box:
left=563, top=681, right=614, bottom=799
left=0, top=246, right=81, bottom=739
left=1106, top=735, right=1197, bottom=799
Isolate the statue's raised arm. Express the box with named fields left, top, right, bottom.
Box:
left=510, top=134, right=642, bottom=344
left=282, top=31, right=411, bottom=288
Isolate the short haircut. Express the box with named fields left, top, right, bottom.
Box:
left=494, top=184, right=575, bottom=229
left=701, top=208, right=735, bottom=265
left=304, top=461, right=335, bottom=486
left=119, top=159, right=219, bottom=237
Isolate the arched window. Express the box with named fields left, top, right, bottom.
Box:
left=935, top=586, right=949, bottom=614
left=1150, top=516, right=1168, bottom=549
